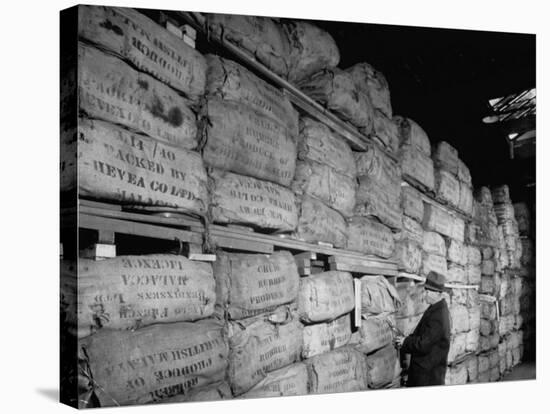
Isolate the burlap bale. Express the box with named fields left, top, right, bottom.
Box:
left=346, top=216, right=395, bottom=258
left=450, top=288, right=468, bottom=306
left=481, top=301, right=497, bottom=320
left=466, top=355, right=478, bottom=382
left=209, top=170, right=298, bottom=232
left=467, top=246, right=481, bottom=266
left=491, top=185, right=511, bottom=205
left=393, top=116, right=431, bottom=155
left=457, top=159, right=472, bottom=186
left=513, top=202, right=531, bottom=235
left=450, top=305, right=470, bottom=334
left=354, top=179, right=403, bottom=230
left=356, top=315, right=394, bottom=354
left=75, top=255, right=215, bottom=338
left=161, top=382, right=232, bottom=403
left=465, top=329, right=480, bottom=353
left=298, top=68, right=374, bottom=133
left=448, top=333, right=467, bottom=363
left=458, top=182, right=474, bottom=216
left=306, top=347, right=369, bottom=394
left=240, top=363, right=308, bottom=399
left=481, top=259, right=496, bottom=276
left=292, top=160, right=356, bottom=217
left=399, top=144, right=435, bottom=191
left=228, top=309, right=303, bottom=395
left=354, top=143, right=402, bottom=197
left=202, top=98, right=297, bottom=187
left=78, top=319, right=228, bottom=407
left=480, top=319, right=496, bottom=337
left=396, top=283, right=427, bottom=318
left=214, top=251, right=299, bottom=320
left=465, top=265, right=481, bottom=285
left=76, top=118, right=209, bottom=214
left=298, top=116, right=356, bottom=178
left=60, top=127, right=77, bottom=193
left=366, top=344, right=401, bottom=388
left=203, top=13, right=290, bottom=77
left=421, top=252, right=447, bottom=277
left=372, top=109, right=400, bottom=152
left=78, top=43, right=197, bottom=150
left=302, top=314, right=352, bottom=359
left=474, top=186, right=494, bottom=206
left=446, top=239, right=468, bottom=266
left=360, top=276, right=402, bottom=316
left=298, top=271, right=354, bottom=323
left=347, top=62, right=392, bottom=118
left=295, top=195, right=348, bottom=248
left=447, top=264, right=467, bottom=284
left=398, top=216, right=424, bottom=245
left=423, top=203, right=463, bottom=241
left=283, top=20, right=340, bottom=83
left=401, top=186, right=424, bottom=222
left=206, top=55, right=298, bottom=132
left=433, top=141, right=459, bottom=175
left=78, top=6, right=206, bottom=103
left=435, top=169, right=460, bottom=207
left=394, top=240, right=422, bottom=274
left=445, top=362, right=468, bottom=385
left=395, top=313, right=423, bottom=336
left=494, top=204, right=517, bottom=224
left=422, top=231, right=446, bottom=256
left=488, top=350, right=499, bottom=369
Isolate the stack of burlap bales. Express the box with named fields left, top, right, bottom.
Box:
left=64, top=255, right=229, bottom=407
left=214, top=251, right=306, bottom=399
left=513, top=202, right=535, bottom=360
left=492, top=185, right=522, bottom=269
left=62, top=6, right=211, bottom=215
left=352, top=276, right=403, bottom=389
left=203, top=54, right=300, bottom=233
left=299, top=271, right=368, bottom=394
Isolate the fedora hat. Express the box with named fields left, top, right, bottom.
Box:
left=425, top=271, right=449, bottom=293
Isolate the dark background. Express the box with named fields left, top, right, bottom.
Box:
left=314, top=20, right=535, bottom=206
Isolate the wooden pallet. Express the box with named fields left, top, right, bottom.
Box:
left=77, top=199, right=400, bottom=268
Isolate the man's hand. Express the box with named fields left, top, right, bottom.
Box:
left=394, top=336, right=405, bottom=348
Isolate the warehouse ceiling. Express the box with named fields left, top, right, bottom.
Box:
left=313, top=20, right=536, bottom=203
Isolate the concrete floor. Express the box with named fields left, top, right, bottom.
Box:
left=501, top=361, right=536, bottom=381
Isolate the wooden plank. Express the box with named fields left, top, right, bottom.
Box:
left=188, top=253, right=217, bottom=262
left=354, top=278, right=361, bottom=328
left=210, top=234, right=273, bottom=254
left=444, top=283, right=480, bottom=290
left=329, top=261, right=398, bottom=276
left=294, top=251, right=317, bottom=261
left=80, top=243, right=116, bottom=260
left=328, top=255, right=396, bottom=270
left=397, top=273, right=427, bottom=282
left=79, top=199, right=121, bottom=211
left=79, top=213, right=202, bottom=244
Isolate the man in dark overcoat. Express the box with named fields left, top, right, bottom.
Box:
left=394, top=272, right=451, bottom=387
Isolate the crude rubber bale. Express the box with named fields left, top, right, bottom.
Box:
left=202, top=98, right=297, bottom=187
left=78, top=43, right=198, bottom=150
left=297, top=68, right=375, bottom=134
left=78, top=319, right=228, bottom=407
left=78, top=5, right=207, bottom=103
left=346, top=62, right=393, bottom=118
left=75, top=118, right=209, bottom=214
left=283, top=20, right=340, bottom=83
left=203, top=13, right=291, bottom=77
left=213, top=251, right=300, bottom=320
